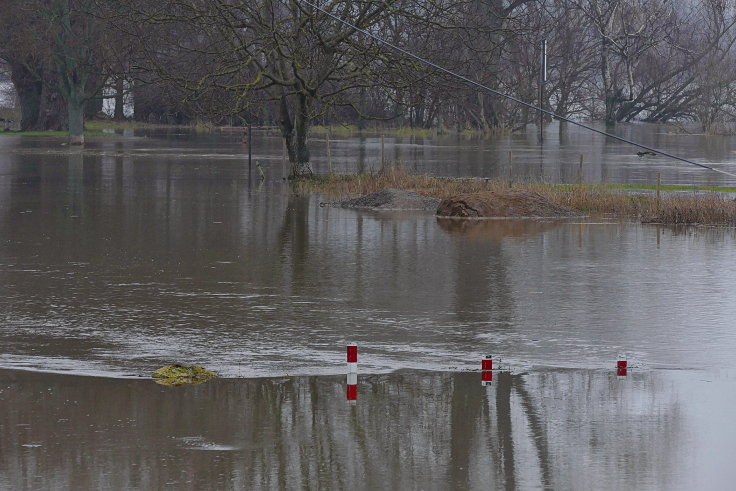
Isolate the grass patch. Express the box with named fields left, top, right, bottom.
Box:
left=573, top=183, right=736, bottom=193
left=395, top=127, right=435, bottom=138
left=86, top=120, right=184, bottom=131
left=0, top=129, right=110, bottom=137
left=311, top=124, right=360, bottom=137
left=299, top=166, right=736, bottom=226
left=85, top=120, right=136, bottom=131
left=0, top=130, right=70, bottom=137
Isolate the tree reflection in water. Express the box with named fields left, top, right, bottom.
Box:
left=0, top=369, right=688, bottom=490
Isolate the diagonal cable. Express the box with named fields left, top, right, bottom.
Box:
left=297, top=0, right=736, bottom=179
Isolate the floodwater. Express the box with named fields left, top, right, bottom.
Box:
left=3, top=369, right=736, bottom=490
left=2, top=125, right=736, bottom=488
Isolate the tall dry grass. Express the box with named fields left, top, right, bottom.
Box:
left=299, top=167, right=736, bottom=226
left=644, top=195, right=736, bottom=225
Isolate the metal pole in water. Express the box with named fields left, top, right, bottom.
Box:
left=380, top=134, right=385, bottom=168
left=327, top=132, right=333, bottom=174
left=656, top=172, right=661, bottom=213
left=248, top=124, right=252, bottom=177
left=508, top=151, right=513, bottom=186
left=539, top=39, right=546, bottom=143
left=578, top=154, right=584, bottom=187
left=282, top=139, right=287, bottom=179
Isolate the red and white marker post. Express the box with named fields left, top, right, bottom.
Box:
left=617, top=354, right=627, bottom=378
left=481, top=355, right=493, bottom=386
left=347, top=343, right=358, bottom=403
left=347, top=342, right=358, bottom=373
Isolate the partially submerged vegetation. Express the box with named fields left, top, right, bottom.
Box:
left=299, top=167, right=736, bottom=226
left=309, top=124, right=511, bottom=139
left=0, top=129, right=110, bottom=137
left=152, top=364, right=218, bottom=386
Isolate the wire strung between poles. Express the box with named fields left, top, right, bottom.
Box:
left=296, top=0, right=736, bottom=180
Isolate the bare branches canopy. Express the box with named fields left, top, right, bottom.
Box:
left=3, top=0, right=736, bottom=158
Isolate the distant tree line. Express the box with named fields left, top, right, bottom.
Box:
left=2, top=0, right=736, bottom=174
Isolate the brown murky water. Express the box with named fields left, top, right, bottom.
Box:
left=2, top=127, right=736, bottom=488
left=2, top=369, right=736, bottom=490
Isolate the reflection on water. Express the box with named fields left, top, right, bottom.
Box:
left=2, top=129, right=736, bottom=488
left=436, top=217, right=558, bottom=239
left=1, top=369, right=735, bottom=490
left=2, top=132, right=736, bottom=376
left=4, top=120, right=736, bottom=186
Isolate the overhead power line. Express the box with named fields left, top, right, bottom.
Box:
left=297, top=0, right=736, bottom=180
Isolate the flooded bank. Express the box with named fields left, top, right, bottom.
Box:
left=3, top=127, right=736, bottom=488
left=3, top=130, right=736, bottom=377
left=2, top=368, right=735, bottom=490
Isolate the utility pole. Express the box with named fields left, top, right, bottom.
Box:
left=539, top=39, right=547, bottom=143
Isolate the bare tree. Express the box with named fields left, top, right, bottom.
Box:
left=40, top=0, right=110, bottom=143
left=0, top=0, right=119, bottom=140
left=129, top=0, right=440, bottom=178
left=0, top=0, right=65, bottom=131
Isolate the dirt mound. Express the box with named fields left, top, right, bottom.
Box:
left=340, top=188, right=441, bottom=211
left=436, top=190, right=581, bottom=218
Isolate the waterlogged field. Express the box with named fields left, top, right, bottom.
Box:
left=2, top=127, right=736, bottom=488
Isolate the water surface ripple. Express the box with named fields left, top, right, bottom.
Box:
left=1, top=132, right=736, bottom=377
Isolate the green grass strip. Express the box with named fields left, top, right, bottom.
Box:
left=555, top=183, right=736, bottom=193
left=0, top=129, right=111, bottom=137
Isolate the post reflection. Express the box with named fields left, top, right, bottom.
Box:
left=0, top=368, right=716, bottom=490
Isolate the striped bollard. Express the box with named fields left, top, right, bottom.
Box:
left=617, top=354, right=627, bottom=378
left=481, top=355, right=493, bottom=386
left=347, top=343, right=358, bottom=404
left=347, top=373, right=357, bottom=404
left=347, top=343, right=357, bottom=372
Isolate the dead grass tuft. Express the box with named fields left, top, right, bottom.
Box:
left=297, top=167, right=736, bottom=226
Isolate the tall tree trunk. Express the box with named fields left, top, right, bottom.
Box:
left=602, top=39, right=617, bottom=125
left=280, top=92, right=313, bottom=179
left=36, top=83, right=66, bottom=131
left=600, top=7, right=618, bottom=126
left=9, top=61, right=42, bottom=131
left=68, top=96, right=84, bottom=145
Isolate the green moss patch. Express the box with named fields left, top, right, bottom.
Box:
left=152, top=364, right=218, bottom=386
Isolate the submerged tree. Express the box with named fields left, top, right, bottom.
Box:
left=132, top=0, right=442, bottom=178
left=0, top=0, right=66, bottom=131
left=0, top=0, right=116, bottom=141
left=572, top=0, right=736, bottom=125
left=43, top=0, right=106, bottom=144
